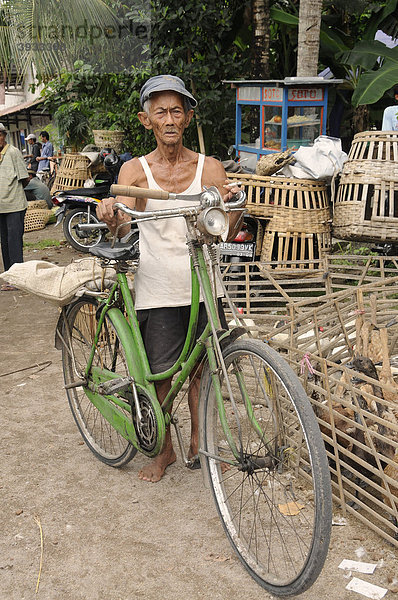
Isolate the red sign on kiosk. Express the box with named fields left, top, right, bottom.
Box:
left=288, top=88, right=323, bottom=101
left=263, top=87, right=283, bottom=102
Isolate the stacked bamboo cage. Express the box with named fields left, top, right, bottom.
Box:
left=263, top=276, right=398, bottom=546
left=333, top=131, right=398, bottom=242
left=227, top=172, right=331, bottom=267
left=221, top=253, right=398, bottom=318
left=51, top=154, right=106, bottom=193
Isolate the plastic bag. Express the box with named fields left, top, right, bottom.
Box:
left=280, top=136, right=348, bottom=180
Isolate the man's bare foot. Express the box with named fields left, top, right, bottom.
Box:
left=138, top=449, right=176, bottom=483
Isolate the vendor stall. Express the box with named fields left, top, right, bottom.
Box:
left=224, top=77, right=342, bottom=167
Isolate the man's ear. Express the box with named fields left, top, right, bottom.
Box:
left=184, top=109, right=194, bottom=128
left=137, top=111, right=152, bottom=130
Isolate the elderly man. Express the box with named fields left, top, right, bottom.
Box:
left=97, top=75, right=243, bottom=482
left=0, top=123, right=29, bottom=287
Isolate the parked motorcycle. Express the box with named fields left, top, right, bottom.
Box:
left=52, top=149, right=125, bottom=252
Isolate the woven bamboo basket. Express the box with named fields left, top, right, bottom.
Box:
left=51, top=153, right=91, bottom=193
left=348, top=130, right=398, bottom=161
left=92, top=130, right=124, bottom=153
left=24, top=209, right=53, bottom=232
left=27, top=200, right=48, bottom=211
left=333, top=131, right=398, bottom=242
left=264, top=276, right=398, bottom=547
left=227, top=172, right=331, bottom=266
left=227, top=172, right=329, bottom=218
left=50, top=153, right=105, bottom=194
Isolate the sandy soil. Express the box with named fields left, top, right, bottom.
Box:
left=0, top=224, right=397, bottom=600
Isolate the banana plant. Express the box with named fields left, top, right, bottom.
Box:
left=271, top=0, right=398, bottom=107
left=0, top=0, right=124, bottom=82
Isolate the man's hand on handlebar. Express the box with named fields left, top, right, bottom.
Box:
left=97, top=196, right=133, bottom=237
left=97, top=197, right=118, bottom=229
left=222, top=179, right=243, bottom=204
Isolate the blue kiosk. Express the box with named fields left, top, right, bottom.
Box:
left=224, top=77, right=342, bottom=167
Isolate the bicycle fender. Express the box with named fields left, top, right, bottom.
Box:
left=54, top=307, right=66, bottom=350
left=198, top=358, right=211, bottom=489
left=218, top=326, right=248, bottom=349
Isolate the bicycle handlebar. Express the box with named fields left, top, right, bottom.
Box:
left=110, top=184, right=246, bottom=212
left=111, top=184, right=169, bottom=200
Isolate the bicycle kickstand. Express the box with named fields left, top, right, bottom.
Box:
left=170, top=415, right=196, bottom=468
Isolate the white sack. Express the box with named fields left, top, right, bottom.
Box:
left=280, top=135, right=348, bottom=180
left=0, top=258, right=117, bottom=306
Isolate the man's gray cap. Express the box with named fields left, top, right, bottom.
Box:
left=26, top=133, right=36, bottom=141
left=0, top=123, right=7, bottom=132
left=140, top=75, right=197, bottom=109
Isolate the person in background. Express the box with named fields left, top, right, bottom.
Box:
left=0, top=122, right=29, bottom=289
left=24, top=169, right=52, bottom=208
left=382, top=86, right=398, bottom=131
left=36, top=131, right=54, bottom=175
left=25, top=133, right=41, bottom=172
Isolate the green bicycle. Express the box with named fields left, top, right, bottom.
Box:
left=55, top=183, right=332, bottom=597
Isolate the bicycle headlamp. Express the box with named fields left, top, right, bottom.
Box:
left=197, top=207, right=228, bottom=237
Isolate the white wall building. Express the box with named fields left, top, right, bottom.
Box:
left=0, top=69, right=51, bottom=150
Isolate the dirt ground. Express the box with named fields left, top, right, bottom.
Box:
left=0, top=224, right=397, bottom=600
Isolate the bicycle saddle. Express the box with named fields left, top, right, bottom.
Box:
left=57, top=186, right=110, bottom=199
left=89, top=241, right=139, bottom=261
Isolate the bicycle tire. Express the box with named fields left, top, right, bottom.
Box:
left=63, top=208, right=106, bottom=253
left=202, top=339, right=332, bottom=596
left=62, top=297, right=137, bottom=467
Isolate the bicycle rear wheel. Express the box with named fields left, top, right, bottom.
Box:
left=202, top=339, right=332, bottom=596
left=62, top=298, right=137, bottom=467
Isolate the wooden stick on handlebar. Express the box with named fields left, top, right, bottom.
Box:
left=110, top=184, right=170, bottom=200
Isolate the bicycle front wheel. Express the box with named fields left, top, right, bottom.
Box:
left=62, top=298, right=137, bottom=467
left=202, top=339, right=332, bottom=596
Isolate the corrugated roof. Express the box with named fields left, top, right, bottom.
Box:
left=0, top=97, right=43, bottom=117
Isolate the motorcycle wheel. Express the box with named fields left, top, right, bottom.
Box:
left=63, top=208, right=106, bottom=253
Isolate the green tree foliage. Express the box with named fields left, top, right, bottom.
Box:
left=270, top=0, right=398, bottom=132
left=41, top=0, right=249, bottom=156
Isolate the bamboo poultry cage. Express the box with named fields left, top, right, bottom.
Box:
left=264, top=276, right=398, bottom=546
left=333, top=131, right=398, bottom=243
left=226, top=172, right=332, bottom=267
left=221, top=253, right=398, bottom=321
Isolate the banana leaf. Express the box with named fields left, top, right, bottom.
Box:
left=363, top=0, right=398, bottom=41
left=340, top=40, right=398, bottom=70
left=270, top=6, right=349, bottom=56
left=352, top=61, right=398, bottom=106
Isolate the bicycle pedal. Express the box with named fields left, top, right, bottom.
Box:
left=98, top=376, right=134, bottom=395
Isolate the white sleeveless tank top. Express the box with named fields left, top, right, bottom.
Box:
left=134, top=154, right=205, bottom=309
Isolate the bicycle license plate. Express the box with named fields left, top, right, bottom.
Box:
left=219, top=241, right=256, bottom=259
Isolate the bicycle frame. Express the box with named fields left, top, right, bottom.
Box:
left=66, top=187, right=251, bottom=462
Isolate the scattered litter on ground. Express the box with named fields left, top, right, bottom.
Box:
left=277, top=501, right=305, bottom=516
left=338, top=560, right=377, bottom=574
left=345, top=577, right=388, bottom=599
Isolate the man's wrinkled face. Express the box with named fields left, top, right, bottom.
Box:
left=140, top=91, right=193, bottom=145
left=28, top=138, right=34, bottom=145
